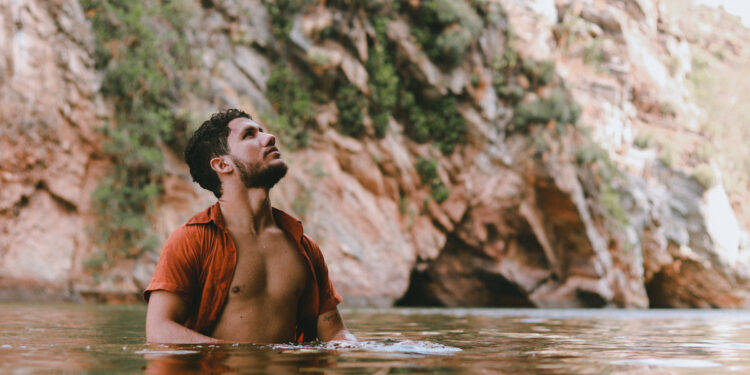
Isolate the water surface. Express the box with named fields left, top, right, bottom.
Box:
left=2, top=303, right=750, bottom=373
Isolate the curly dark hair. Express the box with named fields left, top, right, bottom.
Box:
left=184, top=108, right=251, bottom=198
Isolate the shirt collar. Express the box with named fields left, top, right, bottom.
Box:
left=186, top=202, right=304, bottom=242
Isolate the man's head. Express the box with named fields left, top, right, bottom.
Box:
left=184, top=109, right=287, bottom=198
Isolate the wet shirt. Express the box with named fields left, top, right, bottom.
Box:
left=144, top=202, right=342, bottom=342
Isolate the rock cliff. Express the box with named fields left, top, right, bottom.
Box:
left=1, top=0, right=749, bottom=308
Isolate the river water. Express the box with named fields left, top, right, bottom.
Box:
left=2, top=303, right=750, bottom=374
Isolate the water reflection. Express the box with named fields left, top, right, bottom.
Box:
left=141, top=346, right=336, bottom=374
left=3, top=304, right=750, bottom=373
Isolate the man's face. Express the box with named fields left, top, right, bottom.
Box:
left=225, top=117, right=288, bottom=189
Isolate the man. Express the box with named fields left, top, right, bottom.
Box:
left=144, top=109, right=355, bottom=344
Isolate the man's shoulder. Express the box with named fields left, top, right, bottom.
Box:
left=184, top=204, right=216, bottom=226
left=299, top=233, right=318, bottom=250
left=299, top=234, right=328, bottom=264
left=164, top=220, right=219, bottom=250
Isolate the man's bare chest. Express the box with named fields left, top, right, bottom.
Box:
left=227, top=233, right=309, bottom=302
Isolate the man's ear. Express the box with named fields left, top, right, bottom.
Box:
left=209, top=156, right=233, bottom=175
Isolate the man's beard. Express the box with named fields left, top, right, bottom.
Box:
left=231, top=156, right=288, bottom=189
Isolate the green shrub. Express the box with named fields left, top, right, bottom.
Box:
left=692, top=164, right=717, bottom=190
left=266, top=65, right=315, bottom=148
left=521, top=60, right=556, bottom=86
left=496, top=84, right=525, bottom=104
left=367, top=16, right=400, bottom=138
left=336, top=82, right=368, bottom=137
left=372, top=112, right=390, bottom=138
left=263, top=0, right=316, bottom=40
left=601, top=184, right=628, bottom=228
left=401, top=91, right=466, bottom=153
left=695, top=142, right=714, bottom=162
left=328, top=0, right=400, bottom=13
left=513, top=88, right=582, bottom=131
left=634, top=131, right=655, bottom=149
left=658, top=140, right=679, bottom=167
left=291, top=186, right=313, bottom=220
left=82, top=0, right=196, bottom=267
left=660, top=100, right=677, bottom=117
left=583, top=38, right=606, bottom=71
left=307, top=49, right=330, bottom=68
left=495, top=47, right=519, bottom=71
left=415, top=157, right=451, bottom=203
left=576, top=141, right=609, bottom=165
left=471, top=0, right=505, bottom=25
left=408, top=0, right=482, bottom=66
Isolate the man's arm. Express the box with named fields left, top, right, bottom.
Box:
left=146, top=290, right=220, bottom=344
left=317, top=307, right=356, bottom=342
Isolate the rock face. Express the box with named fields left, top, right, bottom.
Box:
left=1, top=0, right=749, bottom=308
left=0, top=0, right=102, bottom=299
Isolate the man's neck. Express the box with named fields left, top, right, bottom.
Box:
left=218, top=187, right=275, bottom=237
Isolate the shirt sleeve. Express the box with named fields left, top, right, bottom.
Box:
left=302, top=235, right=343, bottom=314
left=143, top=225, right=200, bottom=305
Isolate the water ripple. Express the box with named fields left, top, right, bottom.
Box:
left=611, top=358, right=722, bottom=368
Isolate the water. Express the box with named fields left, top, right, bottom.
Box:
left=2, top=303, right=750, bottom=374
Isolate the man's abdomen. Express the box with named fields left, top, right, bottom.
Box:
left=211, top=296, right=298, bottom=343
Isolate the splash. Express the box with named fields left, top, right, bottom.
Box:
left=271, top=339, right=462, bottom=356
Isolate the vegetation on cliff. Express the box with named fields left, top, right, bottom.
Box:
left=265, top=65, right=315, bottom=149
left=81, top=0, right=197, bottom=269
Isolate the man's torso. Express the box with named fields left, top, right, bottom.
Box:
left=211, top=226, right=310, bottom=343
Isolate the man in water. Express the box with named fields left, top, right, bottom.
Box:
left=144, top=109, right=355, bottom=344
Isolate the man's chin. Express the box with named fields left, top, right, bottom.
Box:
left=250, top=162, right=288, bottom=189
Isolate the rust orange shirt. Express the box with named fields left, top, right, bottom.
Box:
left=144, top=202, right=342, bottom=342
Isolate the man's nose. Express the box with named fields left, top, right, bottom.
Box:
left=264, top=132, right=276, bottom=147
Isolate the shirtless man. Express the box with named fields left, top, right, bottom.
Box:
left=144, top=109, right=355, bottom=344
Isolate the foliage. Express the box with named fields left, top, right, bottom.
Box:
left=583, top=38, right=607, bottom=71
left=521, top=60, right=556, bottom=87
left=407, top=0, right=482, bottom=67
left=291, top=186, right=313, bottom=220
left=415, top=157, right=451, bottom=204
left=495, top=83, right=525, bottom=104
left=600, top=184, right=628, bottom=228
left=512, top=88, right=582, bottom=132
left=400, top=91, right=466, bottom=154
left=265, top=65, right=315, bottom=149
left=692, top=164, right=717, bottom=190
left=492, top=44, right=557, bottom=105
left=470, top=0, right=505, bottom=26
left=575, top=141, right=609, bottom=165
left=695, top=142, right=714, bottom=163
left=659, top=100, right=677, bottom=117
left=633, top=131, right=655, bottom=149
left=576, top=139, right=628, bottom=228
left=81, top=0, right=196, bottom=267
left=263, top=0, right=316, bottom=40
left=328, top=0, right=400, bottom=13
left=367, top=16, right=401, bottom=138
left=658, top=140, right=679, bottom=168
left=336, top=83, right=368, bottom=137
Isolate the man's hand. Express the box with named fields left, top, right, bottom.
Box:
left=317, top=308, right=356, bottom=342
left=146, top=291, right=221, bottom=344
